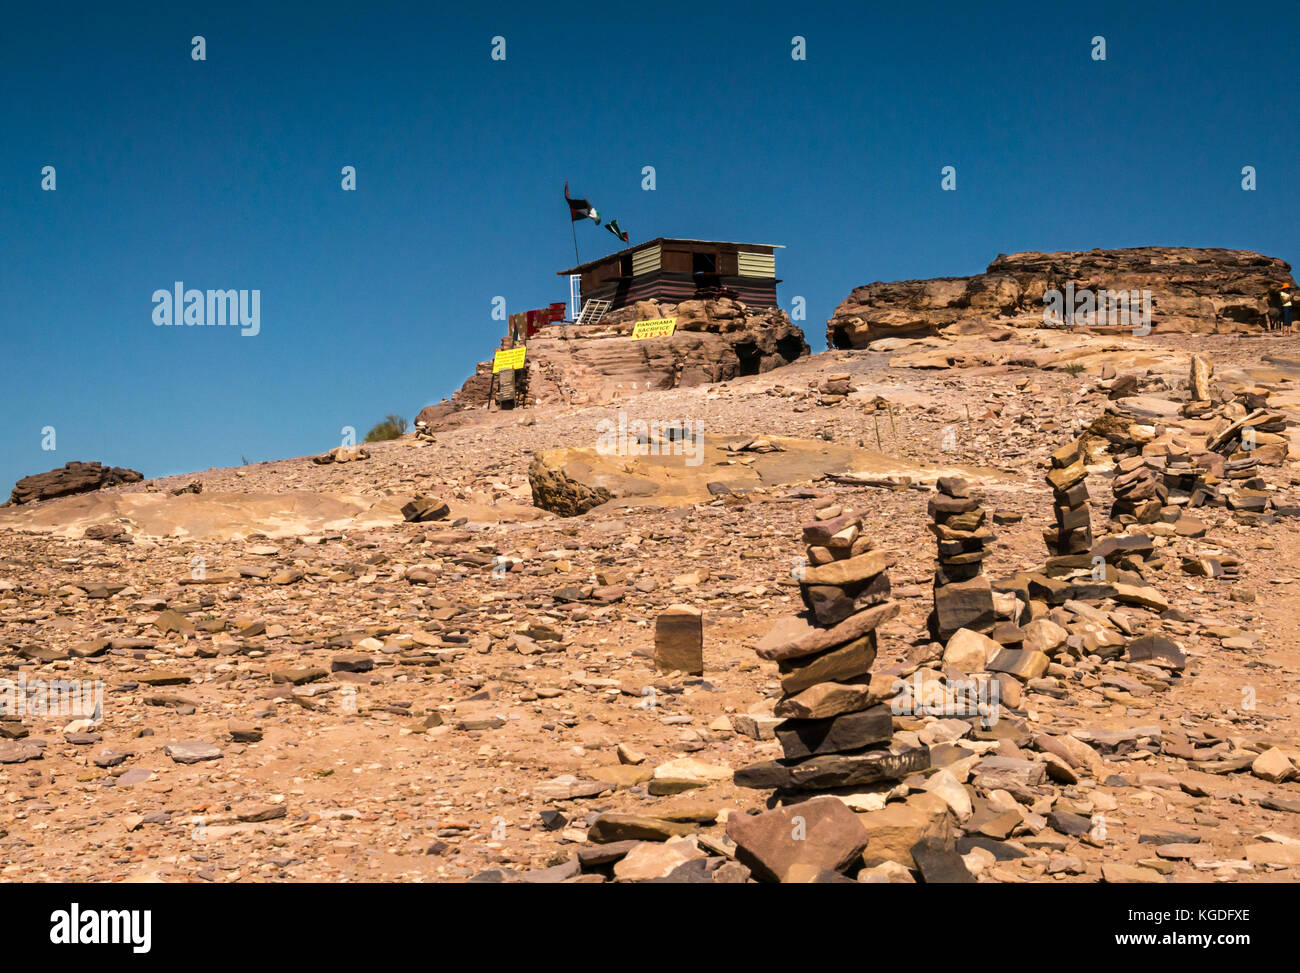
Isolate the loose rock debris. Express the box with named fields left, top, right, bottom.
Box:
left=1, top=334, right=1299, bottom=883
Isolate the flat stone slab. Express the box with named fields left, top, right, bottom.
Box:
left=734, top=746, right=929, bottom=791
left=777, top=634, right=878, bottom=696
left=164, top=740, right=223, bottom=764
left=756, top=601, right=900, bottom=662
left=0, top=741, right=44, bottom=764
left=775, top=706, right=893, bottom=760
left=727, top=796, right=869, bottom=883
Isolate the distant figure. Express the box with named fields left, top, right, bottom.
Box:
left=1282, top=283, right=1294, bottom=331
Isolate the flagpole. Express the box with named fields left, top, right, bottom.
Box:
left=570, top=219, right=580, bottom=267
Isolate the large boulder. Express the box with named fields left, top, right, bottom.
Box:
left=7, top=461, right=143, bottom=506
left=527, top=455, right=614, bottom=517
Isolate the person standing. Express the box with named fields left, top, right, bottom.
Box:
left=1282, top=283, right=1294, bottom=331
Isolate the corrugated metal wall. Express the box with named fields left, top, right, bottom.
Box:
left=631, top=244, right=662, bottom=276
left=737, top=251, right=776, bottom=278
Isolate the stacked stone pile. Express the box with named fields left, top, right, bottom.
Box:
left=734, top=506, right=929, bottom=793
left=817, top=373, right=853, bottom=406
left=1110, top=457, right=1167, bottom=525
left=927, top=477, right=996, bottom=643
left=1043, top=438, right=1092, bottom=556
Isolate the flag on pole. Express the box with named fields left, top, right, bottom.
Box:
left=564, top=182, right=600, bottom=224
left=605, top=219, right=629, bottom=244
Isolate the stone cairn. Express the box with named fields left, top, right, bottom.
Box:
left=1110, top=457, right=1167, bottom=525
left=734, top=506, right=929, bottom=795
left=1043, top=438, right=1092, bottom=557
left=927, top=477, right=996, bottom=644
left=1097, top=355, right=1291, bottom=526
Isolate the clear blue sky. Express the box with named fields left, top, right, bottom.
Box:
left=2, top=1, right=1295, bottom=491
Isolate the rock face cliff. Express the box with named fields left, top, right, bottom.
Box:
left=421, top=298, right=809, bottom=426
left=827, top=247, right=1293, bottom=349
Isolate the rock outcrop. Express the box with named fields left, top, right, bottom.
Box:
left=526, top=434, right=1009, bottom=517
left=7, top=461, right=143, bottom=506
left=426, top=299, right=809, bottom=427
left=828, top=247, right=1293, bottom=348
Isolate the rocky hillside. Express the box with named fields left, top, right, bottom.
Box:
left=3, top=330, right=1300, bottom=885
left=419, top=299, right=809, bottom=428
left=827, top=247, right=1293, bottom=349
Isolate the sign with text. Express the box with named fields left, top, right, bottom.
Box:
left=492, top=347, right=526, bottom=373
left=631, top=317, right=677, bottom=340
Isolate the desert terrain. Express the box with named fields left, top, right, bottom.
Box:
left=3, top=310, right=1300, bottom=883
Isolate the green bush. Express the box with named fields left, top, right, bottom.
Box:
left=363, top=414, right=409, bottom=443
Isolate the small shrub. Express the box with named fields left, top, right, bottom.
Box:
left=363, top=414, right=409, bottom=442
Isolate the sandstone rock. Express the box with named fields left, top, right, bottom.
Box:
left=1113, top=583, right=1170, bottom=612
left=932, top=578, right=996, bottom=641
left=910, top=838, right=976, bottom=883
left=757, top=600, right=898, bottom=662
left=774, top=706, right=893, bottom=759
left=8, top=461, right=143, bottom=505
left=1021, top=617, right=1068, bottom=654
left=400, top=495, right=450, bottom=523
left=922, top=768, right=973, bottom=822
left=734, top=747, right=929, bottom=791
left=1251, top=748, right=1295, bottom=783
left=312, top=445, right=370, bottom=465
left=164, top=741, right=222, bottom=764
left=649, top=757, right=731, bottom=796
left=1102, top=863, right=1166, bottom=883
left=613, top=838, right=705, bottom=881
left=726, top=796, right=869, bottom=883
left=1127, top=634, right=1186, bottom=670
left=801, top=550, right=888, bottom=587
left=654, top=605, right=703, bottom=675
left=435, top=300, right=809, bottom=421
left=942, top=628, right=1000, bottom=673
left=858, top=793, right=953, bottom=869
left=588, top=813, right=697, bottom=843
left=827, top=247, right=1292, bottom=348
left=774, top=681, right=875, bottom=720
left=0, top=741, right=44, bottom=764
left=986, top=647, right=1050, bottom=681
left=778, top=634, right=878, bottom=695
left=1190, top=354, right=1213, bottom=401
left=972, top=755, right=1045, bottom=793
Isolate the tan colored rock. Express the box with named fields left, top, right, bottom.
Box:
left=757, top=600, right=899, bottom=662
left=612, top=838, right=705, bottom=880
left=1252, top=747, right=1295, bottom=783
left=1190, top=354, right=1213, bottom=401
left=942, top=628, right=1000, bottom=673
left=773, top=681, right=874, bottom=720
left=801, top=550, right=889, bottom=587
left=857, top=792, right=952, bottom=869
left=654, top=605, right=703, bottom=675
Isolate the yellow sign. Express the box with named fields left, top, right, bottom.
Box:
left=493, top=347, right=526, bottom=373
left=631, top=317, right=677, bottom=340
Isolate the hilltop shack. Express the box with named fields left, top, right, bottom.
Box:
left=558, top=238, right=783, bottom=313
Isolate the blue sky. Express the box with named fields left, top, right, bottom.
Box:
left=1, top=1, right=1296, bottom=491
